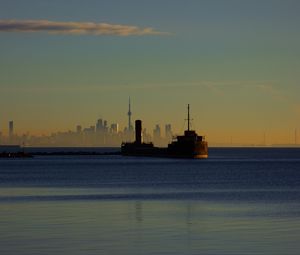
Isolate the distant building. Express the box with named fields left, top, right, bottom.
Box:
left=96, top=119, right=108, bottom=133
left=96, top=119, right=103, bottom=132
left=142, top=128, right=151, bottom=143
left=76, top=125, right=82, bottom=133
left=153, top=124, right=161, bottom=145
left=153, top=124, right=161, bottom=137
left=9, top=121, right=14, bottom=138
left=110, top=123, right=119, bottom=134
left=103, top=120, right=108, bottom=131
left=165, top=124, right=172, bottom=141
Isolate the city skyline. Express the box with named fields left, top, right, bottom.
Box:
left=0, top=102, right=175, bottom=147
left=1, top=0, right=300, bottom=145
left=0, top=100, right=299, bottom=147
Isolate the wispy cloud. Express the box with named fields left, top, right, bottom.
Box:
left=256, top=83, right=288, bottom=102
left=0, top=80, right=279, bottom=92
left=0, top=19, right=169, bottom=36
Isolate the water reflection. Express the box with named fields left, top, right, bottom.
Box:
left=0, top=198, right=299, bottom=255
left=0, top=148, right=299, bottom=255
left=185, top=202, right=193, bottom=226
left=135, top=201, right=143, bottom=223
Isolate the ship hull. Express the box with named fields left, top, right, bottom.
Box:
left=193, top=154, right=208, bottom=159
left=121, top=141, right=208, bottom=159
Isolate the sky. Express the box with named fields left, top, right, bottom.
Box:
left=0, top=0, right=300, bottom=144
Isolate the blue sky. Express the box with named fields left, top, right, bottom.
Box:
left=0, top=0, right=300, bottom=144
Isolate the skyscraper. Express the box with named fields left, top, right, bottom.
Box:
left=153, top=124, right=161, bottom=145
left=9, top=121, right=14, bottom=138
left=96, top=119, right=103, bottom=132
left=110, top=123, right=119, bottom=134
left=76, top=125, right=82, bottom=133
left=165, top=124, right=172, bottom=141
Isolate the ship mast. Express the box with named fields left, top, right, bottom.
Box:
left=187, top=104, right=190, bottom=131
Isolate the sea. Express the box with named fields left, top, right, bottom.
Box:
left=0, top=147, right=299, bottom=255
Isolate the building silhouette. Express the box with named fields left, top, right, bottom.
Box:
left=8, top=121, right=14, bottom=143
left=9, top=121, right=13, bottom=137
left=153, top=124, right=161, bottom=146
left=110, top=123, right=119, bottom=134
left=165, top=124, right=173, bottom=142
left=76, top=125, right=82, bottom=133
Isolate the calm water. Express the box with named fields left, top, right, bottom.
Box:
left=0, top=148, right=299, bottom=255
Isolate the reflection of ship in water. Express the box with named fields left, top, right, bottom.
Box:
left=135, top=201, right=143, bottom=222
left=121, top=105, right=208, bottom=159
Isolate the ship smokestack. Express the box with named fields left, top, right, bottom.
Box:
left=135, top=120, right=142, bottom=145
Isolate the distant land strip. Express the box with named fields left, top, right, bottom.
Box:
left=32, top=151, right=121, bottom=156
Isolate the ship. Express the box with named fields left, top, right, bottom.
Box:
left=121, top=105, right=208, bottom=158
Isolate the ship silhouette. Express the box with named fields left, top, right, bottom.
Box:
left=121, top=105, right=208, bottom=158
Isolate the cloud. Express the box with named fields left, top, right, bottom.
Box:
left=1, top=80, right=276, bottom=93
left=0, top=19, right=169, bottom=36
left=256, top=83, right=288, bottom=102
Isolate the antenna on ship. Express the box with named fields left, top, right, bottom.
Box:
left=184, top=104, right=193, bottom=132
left=188, top=104, right=190, bottom=131
left=186, top=104, right=193, bottom=131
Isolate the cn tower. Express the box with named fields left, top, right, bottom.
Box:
left=128, top=97, right=132, bottom=131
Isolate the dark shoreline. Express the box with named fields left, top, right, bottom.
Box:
left=1, top=147, right=300, bottom=158
left=31, top=151, right=121, bottom=156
